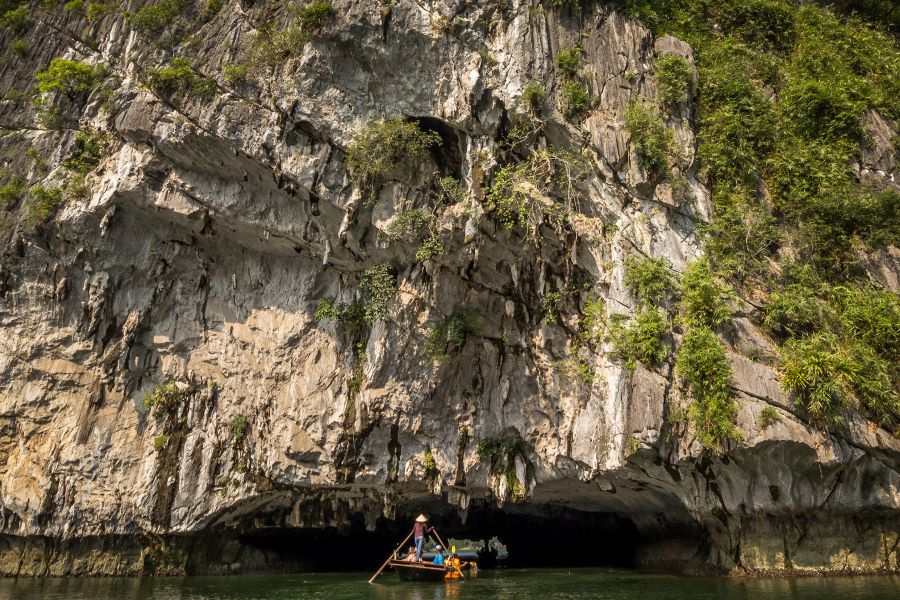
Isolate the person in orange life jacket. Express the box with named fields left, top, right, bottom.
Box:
left=413, top=514, right=434, bottom=562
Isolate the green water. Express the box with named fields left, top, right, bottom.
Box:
left=2, top=569, right=899, bottom=600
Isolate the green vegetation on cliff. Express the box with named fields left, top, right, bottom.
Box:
left=64, top=0, right=117, bottom=23
left=625, top=100, right=674, bottom=178
left=824, top=1, right=898, bottom=32
left=359, top=263, right=397, bottom=322
left=294, top=1, right=332, bottom=32
left=125, top=0, right=184, bottom=36
left=675, top=258, right=739, bottom=450
left=230, top=414, right=250, bottom=442
left=36, top=58, right=101, bottom=98
left=678, top=258, right=731, bottom=330
left=245, top=1, right=333, bottom=66
left=609, top=308, right=669, bottom=371
left=24, top=184, right=62, bottom=228
left=621, top=0, right=900, bottom=432
left=556, top=44, right=583, bottom=77
left=423, top=450, right=438, bottom=475
left=523, top=81, right=547, bottom=113
left=484, top=148, right=590, bottom=235
left=33, top=58, right=106, bottom=127
left=676, top=325, right=741, bottom=450
left=656, top=53, right=693, bottom=106
left=555, top=43, right=593, bottom=119
left=609, top=256, right=678, bottom=372
left=386, top=208, right=443, bottom=261
left=63, top=130, right=108, bottom=175
left=769, top=266, right=900, bottom=427
left=144, top=382, right=187, bottom=420
left=622, top=0, right=899, bottom=270
left=476, top=433, right=529, bottom=501
left=0, top=176, right=24, bottom=210
left=0, top=0, right=28, bottom=31
left=346, top=118, right=441, bottom=193
left=315, top=264, right=398, bottom=332
left=144, top=57, right=215, bottom=98
left=427, top=309, right=483, bottom=360
left=624, top=256, right=676, bottom=306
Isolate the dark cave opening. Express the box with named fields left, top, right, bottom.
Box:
left=411, top=115, right=464, bottom=181
left=236, top=501, right=645, bottom=573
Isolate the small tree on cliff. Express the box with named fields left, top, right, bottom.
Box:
left=346, top=118, right=441, bottom=198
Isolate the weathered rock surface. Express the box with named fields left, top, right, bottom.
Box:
left=0, top=0, right=898, bottom=577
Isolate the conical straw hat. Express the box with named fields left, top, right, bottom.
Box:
left=415, top=514, right=428, bottom=522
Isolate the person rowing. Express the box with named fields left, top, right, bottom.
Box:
left=413, top=514, right=434, bottom=562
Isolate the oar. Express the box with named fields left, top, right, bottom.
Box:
left=368, top=530, right=413, bottom=584
left=432, top=529, right=449, bottom=553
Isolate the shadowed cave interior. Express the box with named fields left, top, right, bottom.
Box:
left=223, top=500, right=705, bottom=573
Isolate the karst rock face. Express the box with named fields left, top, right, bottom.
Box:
left=0, top=0, right=898, bottom=577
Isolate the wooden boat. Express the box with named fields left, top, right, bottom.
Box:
left=368, top=526, right=463, bottom=584
left=389, top=559, right=448, bottom=582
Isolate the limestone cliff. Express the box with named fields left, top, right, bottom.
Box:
left=0, top=0, right=898, bottom=577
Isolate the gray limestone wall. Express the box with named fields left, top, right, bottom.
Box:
left=0, top=0, right=897, bottom=576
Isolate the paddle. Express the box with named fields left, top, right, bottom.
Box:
left=431, top=529, right=449, bottom=553
left=368, top=530, right=413, bottom=584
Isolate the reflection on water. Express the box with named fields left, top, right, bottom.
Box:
left=1, top=569, right=899, bottom=600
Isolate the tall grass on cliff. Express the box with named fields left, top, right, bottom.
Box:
left=619, top=0, right=900, bottom=431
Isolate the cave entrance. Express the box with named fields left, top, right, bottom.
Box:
left=410, top=116, right=464, bottom=180
left=461, top=504, right=639, bottom=568
left=236, top=501, right=644, bottom=572
left=237, top=518, right=400, bottom=572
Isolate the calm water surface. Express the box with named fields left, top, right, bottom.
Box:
left=2, top=569, right=899, bottom=600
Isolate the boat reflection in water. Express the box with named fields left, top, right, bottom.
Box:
left=397, top=580, right=465, bottom=600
